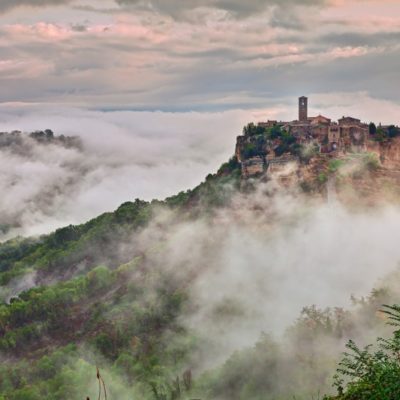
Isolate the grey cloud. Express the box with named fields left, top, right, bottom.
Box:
left=319, top=31, right=400, bottom=48
left=269, top=6, right=306, bottom=30
left=70, top=23, right=88, bottom=32
left=0, top=0, right=398, bottom=112
left=115, top=0, right=327, bottom=18
left=0, top=0, right=71, bottom=13
left=0, top=28, right=398, bottom=113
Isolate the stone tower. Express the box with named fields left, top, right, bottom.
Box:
left=299, top=96, right=308, bottom=122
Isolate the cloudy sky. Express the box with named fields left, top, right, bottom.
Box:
left=0, top=0, right=399, bottom=113
left=0, top=0, right=399, bottom=236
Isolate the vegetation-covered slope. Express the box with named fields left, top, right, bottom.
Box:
left=2, top=136, right=400, bottom=400
left=0, top=159, right=243, bottom=399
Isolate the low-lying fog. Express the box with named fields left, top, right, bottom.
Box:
left=0, top=106, right=253, bottom=239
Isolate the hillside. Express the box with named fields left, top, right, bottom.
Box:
left=2, top=125, right=400, bottom=400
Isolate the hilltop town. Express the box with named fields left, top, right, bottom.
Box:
left=236, top=96, right=400, bottom=177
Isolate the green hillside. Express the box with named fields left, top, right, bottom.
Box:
left=0, top=159, right=243, bottom=400
left=1, top=150, right=400, bottom=400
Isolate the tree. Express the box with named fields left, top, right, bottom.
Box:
left=369, top=122, right=377, bottom=135
left=387, top=125, right=399, bottom=138
left=374, top=128, right=387, bottom=142
left=242, top=143, right=257, bottom=159
left=243, top=123, right=256, bottom=136
left=332, top=304, right=400, bottom=399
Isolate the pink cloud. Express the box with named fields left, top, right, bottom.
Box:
left=0, top=58, right=53, bottom=78
left=4, top=22, right=73, bottom=41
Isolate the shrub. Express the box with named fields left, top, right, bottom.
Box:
left=242, top=143, right=257, bottom=159
left=328, top=159, right=343, bottom=173
left=318, top=173, right=328, bottom=184
left=362, top=153, right=380, bottom=172
left=332, top=304, right=400, bottom=400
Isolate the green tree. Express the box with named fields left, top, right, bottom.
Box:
left=332, top=304, right=400, bottom=400
left=11, top=387, right=41, bottom=400
left=369, top=122, right=377, bottom=135
left=387, top=125, right=399, bottom=138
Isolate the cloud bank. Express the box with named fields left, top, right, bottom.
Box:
left=0, top=106, right=253, bottom=239
left=0, top=92, right=399, bottom=240
left=0, top=0, right=398, bottom=111
left=114, top=0, right=328, bottom=18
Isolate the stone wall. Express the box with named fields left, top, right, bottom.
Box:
left=241, top=156, right=265, bottom=177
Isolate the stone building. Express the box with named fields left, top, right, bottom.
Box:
left=338, top=116, right=361, bottom=125
left=338, top=116, right=368, bottom=152
left=258, top=120, right=278, bottom=129
left=328, top=123, right=340, bottom=151
left=299, top=96, right=308, bottom=122
left=310, top=115, right=331, bottom=142
left=235, top=96, right=375, bottom=177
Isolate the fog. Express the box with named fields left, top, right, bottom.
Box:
left=1, top=93, right=398, bottom=240
left=120, top=176, right=400, bottom=372
left=0, top=106, right=255, bottom=239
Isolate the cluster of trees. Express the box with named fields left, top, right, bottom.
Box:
left=369, top=123, right=400, bottom=142
left=241, top=123, right=299, bottom=160
left=194, top=289, right=394, bottom=400
left=0, top=199, right=153, bottom=289
left=0, top=256, right=191, bottom=399
left=2, top=254, right=398, bottom=400
left=0, top=162, right=250, bottom=398
left=329, top=304, right=400, bottom=400
left=0, top=130, right=82, bottom=150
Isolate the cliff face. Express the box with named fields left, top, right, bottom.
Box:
left=367, top=137, right=400, bottom=168
left=235, top=130, right=400, bottom=206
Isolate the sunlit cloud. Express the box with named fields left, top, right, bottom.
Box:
left=0, top=0, right=397, bottom=110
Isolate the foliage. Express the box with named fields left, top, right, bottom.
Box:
left=1, top=140, right=400, bottom=400
left=242, top=143, right=258, bottom=159
left=369, top=123, right=377, bottom=135
left=217, top=156, right=241, bottom=175
left=387, top=125, right=400, bottom=138
left=0, top=155, right=249, bottom=399
left=242, top=123, right=266, bottom=137
left=331, top=305, right=400, bottom=400
left=362, top=153, right=380, bottom=172
left=328, top=159, right=344, bottom=173
left=239, top=123, right=299, bottom=161
left=374, top=128, right=387, bottom=142
left=0, top=199, right=153, bottom=287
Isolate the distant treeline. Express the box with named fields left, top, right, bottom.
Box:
left=0, top=129, right=82, bottom=149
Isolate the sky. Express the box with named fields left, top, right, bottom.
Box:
left=0, top=0, right=399, bottom=114
left=0, top=0, right=400, bottom=237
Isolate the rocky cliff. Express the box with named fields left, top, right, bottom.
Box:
left=235, top=126, right=400, bottom=206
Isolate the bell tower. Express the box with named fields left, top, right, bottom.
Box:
left=299, top=96, right=308, bottom=122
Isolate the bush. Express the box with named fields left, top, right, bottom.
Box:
left=86, top=265, right=113, bottom=292
left=217, top=156, right=240, bottom=175
left=362, top=153, right=380, bottom=172
left=332, top=304, right=400, bottom=400
left=328, top=159, right=343, bottom=173
left=318, top=173, right=328, bottom=184
left=243, top=123, right=265, bottom=137
left=242, top=143, right=258, bottom=159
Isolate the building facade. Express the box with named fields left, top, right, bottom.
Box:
left=299, top=96, right=308, bottom=122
